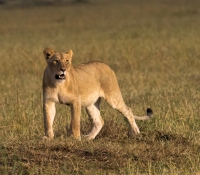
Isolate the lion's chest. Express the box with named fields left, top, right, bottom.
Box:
left=57, top=92, right=72, bottom=105
left=58, top=93, right=72, bottom=104
left=44, top=87, right=74, bottom=105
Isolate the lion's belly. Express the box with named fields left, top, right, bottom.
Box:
left=53, top=89, right=103, bottom=107
left=80, top=89, right=104, bottom=107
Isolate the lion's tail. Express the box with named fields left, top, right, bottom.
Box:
left=133, top=108, right=153, bottom=120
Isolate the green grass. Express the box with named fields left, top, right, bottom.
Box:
left=0, top=0, right=200, bottom=174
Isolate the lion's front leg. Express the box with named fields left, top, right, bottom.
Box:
left=43, top=100, right=56, bottom=139
left=70, top=101, right=81, bottom=140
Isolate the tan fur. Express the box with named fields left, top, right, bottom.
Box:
left=42, top=48, right=153, bottom=140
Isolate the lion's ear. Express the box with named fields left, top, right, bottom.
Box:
left=43, top=48, right=54, bottom=59
left=66, top=49, right=73, bottom=58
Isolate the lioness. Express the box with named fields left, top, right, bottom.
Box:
left=42, top=48, right=153, bottom=140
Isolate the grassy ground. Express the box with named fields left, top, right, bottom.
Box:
left=0, top=0, right=200, bottom=174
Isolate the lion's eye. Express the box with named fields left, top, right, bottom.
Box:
left=66, top=60, right=69, bottom=63
left=53, top=60, right=59, bottom=64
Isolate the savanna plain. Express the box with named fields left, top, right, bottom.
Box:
left=0, top=0, right=200, bottom=174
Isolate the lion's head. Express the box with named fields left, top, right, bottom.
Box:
left=43, top=48, right=73, bottom=81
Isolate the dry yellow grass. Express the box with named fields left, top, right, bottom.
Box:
left=0, top=0, right=200, bottom=174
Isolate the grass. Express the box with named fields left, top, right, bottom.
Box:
left=0, top=0, right=200, bottom=174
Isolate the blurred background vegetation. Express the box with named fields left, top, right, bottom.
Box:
left=0, top=0, right=88, bottom=6
left=0, top=0, right=200, bottom=174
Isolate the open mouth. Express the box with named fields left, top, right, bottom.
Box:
left=55, top=74, right=66, bottom=80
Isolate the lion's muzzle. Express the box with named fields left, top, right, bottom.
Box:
left=55, top=70, right=66, bottom=80
left=55, top=74, right=66, bottom=80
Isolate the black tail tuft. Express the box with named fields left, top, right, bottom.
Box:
left=147, top=108, right=153, bottom=118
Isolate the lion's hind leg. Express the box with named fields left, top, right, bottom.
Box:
left=106, top=95, right=153, bottom=137
left=105, top=94, right=141, bottom=136
left=84, top=100, right=104, bottom=140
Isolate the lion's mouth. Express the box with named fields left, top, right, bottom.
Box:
left=55, top=74, right=66, bottom=80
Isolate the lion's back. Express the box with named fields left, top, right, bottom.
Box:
left=74, top=61, right=120, bottom=99
left=74, top=61, right=116, bottom=83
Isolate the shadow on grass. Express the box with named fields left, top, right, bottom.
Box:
left=0, top=131, right=199, bottom=174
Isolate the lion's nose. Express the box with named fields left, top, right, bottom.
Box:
left=60, top=68, right=66, bottom=72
